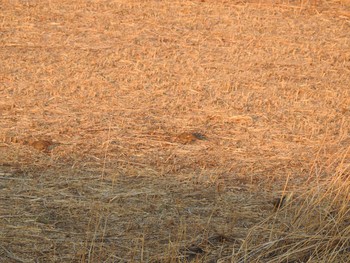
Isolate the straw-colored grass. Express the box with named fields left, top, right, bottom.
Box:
left=1, top=0, right=349, bottom=262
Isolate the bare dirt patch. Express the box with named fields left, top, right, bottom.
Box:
left=1, top=0, right=349, bottom=262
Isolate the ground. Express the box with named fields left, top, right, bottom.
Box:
left=1, top=0, right=350, bottom=262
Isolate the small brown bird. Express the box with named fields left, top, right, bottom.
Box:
left=175, top=132, right=207, bottom=144
left=29, top=140, right=59, bottom=153
left=272, top=193, right=293, bottom=211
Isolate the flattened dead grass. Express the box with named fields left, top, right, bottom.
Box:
left=1, top=0, right=349, bottom=262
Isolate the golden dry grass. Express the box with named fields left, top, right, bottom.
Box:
left=1, top=0, right=349, bottom=262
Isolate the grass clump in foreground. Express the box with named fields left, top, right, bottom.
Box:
left=236, top=156, right=350, bottom=263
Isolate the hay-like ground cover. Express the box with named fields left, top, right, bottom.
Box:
left=1, top=0, right=350, bottom=262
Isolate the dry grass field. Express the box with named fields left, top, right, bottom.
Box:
left=1, top=0, right=350, bottom=262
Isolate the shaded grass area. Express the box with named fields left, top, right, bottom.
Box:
left=1, top=165, right=272, bottom=262
left=1, top=164, right=349, bottom=262
left=1, top=0, right=349, bottom=262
